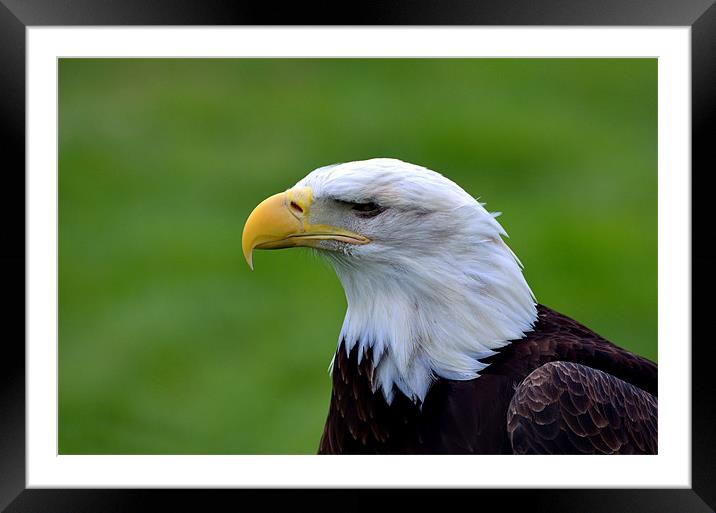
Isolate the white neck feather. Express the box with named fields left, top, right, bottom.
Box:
left=326, top=204, right=538, bottom=404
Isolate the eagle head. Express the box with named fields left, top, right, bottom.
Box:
left=242, top=158, right=537, bottom=403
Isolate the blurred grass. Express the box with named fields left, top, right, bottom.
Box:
left=58, top=58, right=657, bottom=454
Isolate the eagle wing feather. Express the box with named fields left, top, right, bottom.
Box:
left=507, top=361, right=658, bottom=454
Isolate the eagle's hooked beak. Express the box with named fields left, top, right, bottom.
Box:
left=242, top=186, right=370, bottom=269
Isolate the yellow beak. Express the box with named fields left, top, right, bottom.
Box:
left=242, top=186, right=370, bottom=269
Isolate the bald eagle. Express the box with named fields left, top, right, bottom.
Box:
left=242, top=158, right=657, bottom=454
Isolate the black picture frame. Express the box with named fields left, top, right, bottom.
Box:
left=1, top=1, right=713, bottom=511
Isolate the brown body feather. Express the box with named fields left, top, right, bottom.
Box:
left=318, top=305, right=657, bottom=454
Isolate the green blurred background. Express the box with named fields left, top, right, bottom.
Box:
left=59, top=58, right=657, bottom=454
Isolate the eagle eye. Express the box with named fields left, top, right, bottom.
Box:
left=350, top=201, right=385, bottom=218
left=351, top=202, right=378, bottom=212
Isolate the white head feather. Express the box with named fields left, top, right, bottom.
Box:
left=294, top=158, right=537, bottom=404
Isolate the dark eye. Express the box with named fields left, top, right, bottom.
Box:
left=349, top=201, right=385, bottom=218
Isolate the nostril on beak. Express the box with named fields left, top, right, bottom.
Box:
left=290, top=201, right=304, bottom=214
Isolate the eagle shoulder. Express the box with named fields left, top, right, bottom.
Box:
left=507, top=361, right=658, bottom=454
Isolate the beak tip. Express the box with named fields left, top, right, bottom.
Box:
left=242, top=240, right=254, bottom=271
left=244, top=251, right=254, bottom=271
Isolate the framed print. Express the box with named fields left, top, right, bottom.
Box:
left=1, top=1, right=714, bottom=511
